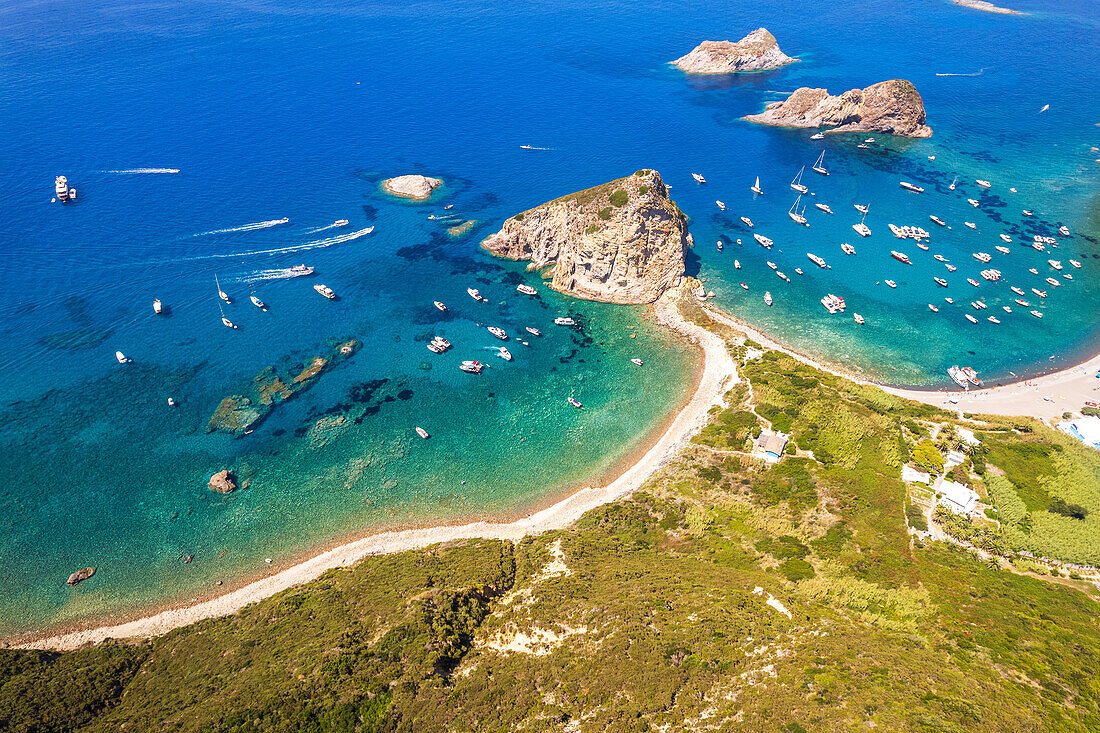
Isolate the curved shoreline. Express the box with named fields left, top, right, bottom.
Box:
left=17, top=291, right=737, bottom=651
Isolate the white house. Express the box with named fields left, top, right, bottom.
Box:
left=901, top=465, right=930, bottom=484
left=753, top=430, right=789, bottom=464
left=943, top=450, right=967, bottom=471
left=938, top=480, right=979, bottom=515
left=1058, top=416, right=1100, bottom=451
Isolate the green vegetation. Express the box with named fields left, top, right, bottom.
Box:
left=584, top=223, right=599, bottom=235
left=5, top=339, right=1100, bottom=732
left=911, top=438, right=945, bottom=473
left=638, top=184, right=649, bottom=195
left=513, top=212, right=524, bottom=221
left=596, top=207, right=612, bottom=220
left=608, top=189, right=628, bottom=207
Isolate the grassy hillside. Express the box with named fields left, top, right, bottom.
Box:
left=3, top=319, right=1100, bottom=732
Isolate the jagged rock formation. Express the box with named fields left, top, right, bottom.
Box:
left=208, top=470, right=237, bottom=494
left=481, top=170, right=690, bottom=304
left=672, top=28, right=797, bottom=73
left=745, top=79, right=933, bottom=138
left=66, top=567, right=96, bottom=586
left=382, top=175, right=442, bottom=200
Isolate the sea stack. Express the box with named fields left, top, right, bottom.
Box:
left=672, top=28, right=796, bottom=74
left=381, top=174, right=443, bottom=200
left=744, top=79, right=933, bottom=138
left=481, top=170, right=689, bottom=304
left=208, top=469, right=238, bottom=494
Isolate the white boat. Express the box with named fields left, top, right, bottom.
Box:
left=841, top=242, right=856, bottom=255
left=812, top=150, right=828, bottom=176
left=1032, top=288, right=1047, bottom=298
left=885, top=280, right=897, bottom=289
left=692, top=173, right=706, bottom=183
left=1064, top=273, right=1074, bottom=280
left=854, top=313, right=864, bottom=325
left=999, top=233, right=1012, bottom=243
left=945, top=264, right=958, bottom=272
left=807, top=253, right=827, bottom=268
left=928, top=155, right=936, bottom=161
left=554, top=317, right=576, bottom=326
left=631, top=358, right=643, bottom=366
left=995, top=246, right=1010, bottom=255
left=753, top=233, right=773, bottom=248
left=864, top=138, right=876, bottom=143
left=1070, top=259, right=1082, bottom=268
left=115, top=350, right=130, bottom=364
left=973, top=252, right=992, bottom=263
left=487, top=326, right=508, bottom=340
left=289, top=264, right=314, bottom=277
left=1045, top=277, right=1060, bottom=287
left=967, top=278, right=980, bottom=286
left=795, top=268, right=804, bottom=275
left=167, top=397, right=177, bottom=406
left=1048, top=259, right=1062, bottom=270
left=250, top=294, right=267, bottom=311
left=930, top=215, right=946, bottom=226
left=949, top=176, right=958, bottom=191
left=790, top=166, right=809, bottom=194
left=525, top=326, right=541, bottom=336
left=971, top=301, right=987, bottom=310
left=767, top=261, right=778, bottom=270
left=891, top=250, right=912, bottom=264
left=1009, top=188, right=1017, bottom=193
left=976, top=179, right=992, bottom=188
left=776, top=271, right=790, bottom=282
left=945, top=297, right=954, bottom=304
left=916, top=242, right=929, bottom=251
left=947, top=366, right=970, bottom=388
left=568, top=397, right=583, bottom=409
left=810, top=132, right=825, bottom=140
left=964, top=222, right=977, bottom=230
left=899, top=181, right=924, bottom=193
left=496, top=347, right=513, bottom=361
left=740, top=282, right=749, bottom=290
left=516, top=284, right=538, bottom=295
left=967, top=198, right=980, bottom=207
left=965, top=314, right=978, bottom=323
left=221, top=315, right=237, bottom=329
left=934, top=254, right=947, bottom=262
left=459, top=360, right=484, bottom=374
left=1022, top=209, right=1034, bottom=217
left=1031, top=310, right=1043, bottom=319
left=854, top=204, right=869, bottom=215
left=333, top=219, right=349, bottom=227
left=934, top=277, right=948, bottom=287
left=1003, top=305, right=1012, bottom=313
left=415, top=426, right=430, bottom=439
left=734, top=259, right=742, bottom=269
left=788, top=196, right=808, bottom=225
left=55, top=175, right=71, bottom=203
left=928, top=303, right=939, bottom=312
left=467, top=287, right=484, bottom=301
left=764, top=291, right=773, bottom=306
left=751, top=176, right=763, bottom=195
left=857, top=143, right=869, bottom=149
left=1031, top=242, right=1045, bottom=252
left=740, top=216, right=754, bottom=228
left=434, top=300, right=447, bottom=311
left=153, top=299, right=163, bottom=315
left=1011, top=286, right=1025, bottom=295
left=820, top=293, right=846, bottom=313
left=815, top=203, right=833, bottom=214
left=215, top=274, right=231, bottom=304
left=852, top=210, right=871, bottom=237
left=1058, top=225, right=1070, bottom=236
left=313, top=283, right=336, bottom=299
left=716, top=200, right=726, bottom=211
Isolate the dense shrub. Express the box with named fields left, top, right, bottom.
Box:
left=597, top=207, right=612, bottom=220
left=609, top=189, right=628, bottom=207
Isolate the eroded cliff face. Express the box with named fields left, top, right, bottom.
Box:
left=745, top=79, right=932, bottom=138
left=672, top=28, right=796, bottom=74
left=481, top=170, right=690, bottom=304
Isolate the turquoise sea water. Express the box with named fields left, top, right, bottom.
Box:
left=1, top=0, right=1098, bottom=637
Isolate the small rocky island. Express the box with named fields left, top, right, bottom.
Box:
left=745, top=79, right=932, bottom=138
left=951, top=0, right=1025, bottom=14
left=381, top=174, right=442, bottom=200
left=481, top=170, right=690, bottom=304
left=672, top=28, right=797, bottom=74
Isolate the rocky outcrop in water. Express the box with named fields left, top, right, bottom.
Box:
left=382, top=175, right=443, bottom=200
left=66, top=567, right=96, bottom=586
left=745, top=79, right=932, bottom=138
left=208, top=470, right=237, bottom=494
left=481, top=170, right=690, bottom=304
left=672, top=28, right=796, bottom=73
left=950, top=0, right=1025, bottom=14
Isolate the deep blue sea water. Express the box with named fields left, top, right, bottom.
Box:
left=1, top=0, right=1098, bottom=637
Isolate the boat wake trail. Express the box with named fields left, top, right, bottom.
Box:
left=205, top=226, right=375, bottom=260
left=99, top=168, right=181, bottom=174
left=193, top=218, right=290, bottom=237
left=519, top=145, right=556, bottom=151
left=935, top=68, right=985, bottom=77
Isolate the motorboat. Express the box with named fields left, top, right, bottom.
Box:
left=554, top=317, right=576, bottom=326
left=167, top=397, right=177, bottom=407
left=973, top=252, right=992, bottom=263
left=467, top=287, right=485, bottom=301
left=754, top=233, right=774, bottom=248
left=55, top=175, right=72, bottom=202
left=1010, top=286, right=1025, bottom=296
left=776, top=271, right=790, bottom=282
left=1031, top=288, right=1047, bottom=298
left=1032, top=242, right=1046, bottom=252
left=459, top=360, right=484, bottom=374
left=815, top=203, right=834, bottom=214
left=820, top=293, right=846, bottom=313
left=967, top=278, right=980, bottom=287
left=716, top=240, right=723, bottom=251
left=864, top=138, right=876, bottom=143
left=426, top=336, right=451, bottom=354
left=995, top=246, right=1010, bottom=254
left=1002, top=305, right=1012, bottom=313
left=965, top=314, right=979, bottom=323
left=928, top=303, right=939, bottom=312
left=222, top=316, right=237, bottom=329
left=807, top=253, right=827, bottom=268
left=960, top=366, right=982, bottom=387
left=290, top=264, right=314, bottom=277
left=434, top=300, right=448, bottom=311
left=854, top=313, right=865, bottom=325
left=852, top=222, right=871, bottom=237
left=333, top=219, right=349, bottom=227
left=945, top=297, right=955, bottom=304
left=1022, top=209, right=1034, bottom=217
left=153, top=299, right=163, bottom=315
left=899, top=181, right=924, bottom=193
left=487, top=326, right=508, bottom=340
left=740, top=282, right=749, bottom=290
left=891, top=250, right=911, bottom=264
left=810, top=133, right=825, bottom=140
left=934, top=254, right=947, bottom=262
left=250, top=294, right=267, bottom=311
left=1015, top=299, right=1029, bottom=307
left=930, top=215, right=946, bottom=226
left=916, top=242, right=929, bottom=251
left=692, top=173, right=706, bottom=183
left=215, top=274, right=231, bottom=304
left=496, top=347, right=513, bottom=361
left=1029, top=267, right=1039, bottom=274
left=415, top=426, right=430, bottom=439
left=949, top=176, right=958, bottom=191
left=631, top=358, right=644, bottom=366
left=525, top=326, right=541, bottom=336
left=767, top=261, right=778, bottom=270
left=967, top=198, right=980, bottom=207
left=788, top=195, right=808, bottom=226
left=812, top=150, right=829, bottom=175
left=568, top=397, right=583, bottom=409
left=313, top=283, right=336, bottom=299
left=1031, top=310, right=1043, bottom=319
left=740, top=216, right=754, bottom=228
left=795, top=268, right=804, bottom=275
left=1048, top=259, right=1062, bottom=270
left=854, top=204, right=869, bottom=215
left=857, top=143, right=869, bottom=149
left=1070, top=260, right=1082, bottom=268
left=976, top=179, right=992, bottom=188
left=947, top=366, right=970, bottom=388
left=934, top=277, right=948, bottom=287
left=734, top=259, right=742, bottom=269
left=1009, top=187, right=1017, bottom=193
left=115, top=350, right=130, bottom=364
left=945, top=264, right=957, bottom=272
left=751, top=176, right=763, bottom=195
left=516, top=284, right=538, bottom=295
left=1045, top=277, right=1060, bottom=287
left=964, top=222, right=977, bottom=229
left=716, top=200, right=726, bottom=211
left=928, top=155, right=936, bottom=161
left=841, top=242, right=856, bottom=255
left=1063, top=273, right=1073, bottom=280
left=1059, top=226, right=1071, bottom=236
left=790, top=166, right=809, bottom=194
left=885, top=280, right=897, bottom=289
left=764, top=291, right=773, bottom=306
left=999, top=233, right=1012, bottom=243
left=971, top=301, right=987, bottom=310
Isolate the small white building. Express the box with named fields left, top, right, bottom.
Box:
left=753, top=430, right=789, bottom=464
left=943, top=450, right=967, bottom=471
left=938, top=480, right=979, bottom=515
left=901, top=465, right=930, bottom=484
left=1058, top=416, right=1100, bottom=451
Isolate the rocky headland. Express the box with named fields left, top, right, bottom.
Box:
left=672, top=28, right=797, bottom=74
left=745, top=79, right=932, bottom=138
left=381, top=174, right=443, bottom=200
left=950, top=0, right=1025, bottom=14
left=481, top=170, right=690, bottom=304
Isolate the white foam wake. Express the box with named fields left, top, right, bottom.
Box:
left=203, top=226, right=375, bottom=260
left=193, top=218, right=290, bottom=237
left=935, top=68, right=985, bottom=77
left=100, top=168, right=181, bottom=174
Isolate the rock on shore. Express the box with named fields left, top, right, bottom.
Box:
left=66, top=567, right=96, bottom=586
left=744, top=79, right=932, bottom=138
left=481, top=170, right=690, bottom=304
left=672, top=28, right=796, bottom=73
left=382, top=174, right=443, bottom=200
left=208, top=469, right=237, bottom=494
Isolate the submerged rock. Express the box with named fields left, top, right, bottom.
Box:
left=382, top=174, right=443, bottom=200
left=208, top=469, right=237, bottom=494
left=481, top=170, right=689, bottom=304
left=744, top=79, right=932, bottom=138
left=66, top=567, right=96, bottom=586
left=672, top=28, right=796, bottom=73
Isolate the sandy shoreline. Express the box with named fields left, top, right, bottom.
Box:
left=19, top=291, right=736, bottom=651
left=701, top=303, right=1100, bottom=422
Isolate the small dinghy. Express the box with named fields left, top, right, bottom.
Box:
left=115, top=350, right=130, bottom=364
left=415, top=426, right=430, bottom=439
left=153, top=299, right=163, bottom=315
left=631, top=358, right=643, bottom=366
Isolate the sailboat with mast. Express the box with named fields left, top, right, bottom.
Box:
left=218, top=302, right=237, bottom=329
left=811, top=150, right=828, bottom=175
left=790, top=166, right=809, bottom=194
left=215, top=274, right=231, bottom=304
left=852, top=205, right=871, bottom=237
left=788, top=195, right=808, bottom=226
left=750, top=175, right=763, bottom=195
